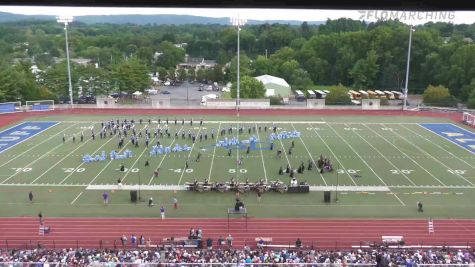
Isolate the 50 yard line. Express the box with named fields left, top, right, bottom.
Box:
left=255, top=122, right=268, bottom=183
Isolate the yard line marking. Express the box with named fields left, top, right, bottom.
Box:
left=0, top=125, right=85, bottom=184
left=362, top=124, right=447, bottom=186
left=147, top=125, right=185, bottom=185
left=388, top=124, right=474, bottom=186
left=120, top=124, right=161, bottom=184
left=255, top=123, right=268, bottom=183
left=58, top=124, right=118, bottom=185
left=274, top=125, right=292, bottom=169
left=309, top=123, right=357, bottom=186
left=207, top=122, right=222, bottom=182
left=177, top=126, right=202, bottom=186
left=348, top=123, right=416, bottom=186
left=70, top=191, right=83, bottom=204
left=407, top=124, right=475, bottom=169
left=30, top=134, right=94, bottom=184
left=326, top=123, right=406, bottom=206
left=85, top=124, right=149, bottom=186
left=0, top=123, right=76, bottom=169
left=291, top=123, right=327, bottom=185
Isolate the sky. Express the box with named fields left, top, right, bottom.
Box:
left=0, top=6, right=474, bottom=25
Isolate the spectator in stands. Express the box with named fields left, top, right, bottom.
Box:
left=197, top=228, right=203, bottom=240
left=296, top=238, right=302, bottom=248
left=131, top=234, right=137, bottom=247
left=206, top=238, right=213, bottom=250
left=120, top=235, right=127, bottom=247
left=226, top=234, right=234, bottom=247
left=218, top=236, right=225, bottom=247
left=257, top=238, right=265, bottom=249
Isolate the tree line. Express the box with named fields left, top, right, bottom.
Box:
left=0, top=18, right=474, bottom=107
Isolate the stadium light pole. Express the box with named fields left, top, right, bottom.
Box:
left=403, top=25, right=415, bottom=111
left=230, top=16, right=247, bottom=118
left=57, top=16, right=74, bottom=109
left=231, top=16, right=246, bottom=182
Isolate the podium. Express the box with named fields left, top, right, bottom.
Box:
left=227, top=208, right=247, bottom=232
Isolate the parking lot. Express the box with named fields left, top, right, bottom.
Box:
left=152, top=81, right=223, bottom=106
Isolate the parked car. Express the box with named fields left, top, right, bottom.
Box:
left=161, top=90, right=171, bottom=94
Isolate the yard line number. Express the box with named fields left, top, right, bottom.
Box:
left=11, top=167, right=32, bottom=172
left=63, top=168, right=86, bottom=173
left=229, top=168, right=248, bottom=174
left=169, top=168, right=194, bottom=173
left=337, top=169, right=359, bottom=174
left=390, top=169, right=414, bottom=174
left=448, top=169, right=466, bottom=174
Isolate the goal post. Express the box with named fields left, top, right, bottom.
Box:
left=25, top=100, right=55, bottom=112
left=462, top=112, right=475, bottom=127
left=0, top=101, right=22, bottom=114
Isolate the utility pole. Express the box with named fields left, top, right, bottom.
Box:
left=403, top=25, right=415, bottom=111
left=57, top=16, right=74, bottom=108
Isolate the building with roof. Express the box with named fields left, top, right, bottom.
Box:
left=177, top=54, right=217, bottom=71
left=254, top=74, right=292, bottom=97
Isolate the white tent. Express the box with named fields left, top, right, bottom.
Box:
left=133, top=91, right=143, bottom=96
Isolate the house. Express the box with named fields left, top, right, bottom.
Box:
left=177, top=54, right=217, bottom=71
left=254, top=74, right=292, bottom=98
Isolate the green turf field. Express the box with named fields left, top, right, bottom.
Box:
left=0, top=115, right=474, bottom=218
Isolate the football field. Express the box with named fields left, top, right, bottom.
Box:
left=0, top=114, right=474, bottom=219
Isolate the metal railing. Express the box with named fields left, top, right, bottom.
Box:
left=2, top=239, right=474, bottom=251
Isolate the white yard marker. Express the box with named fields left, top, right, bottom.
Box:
left=348, top=123, right=416, bottom=186
left=0, top=123, right=76, bottom=169
left=1, top=125, right=85, bottom=184
left=70, top=191, right=83, bottom=204
left=147, top=125, right=185, bottom=185
left=326, top=123, right=406, bottom=206
left=255, top=123, right=268, bottom=183
left=31, top=136, right=93, bottom=184
left=207, top=122, right=222, bottom=182
left=308, top=123, right=357, bottom=186
left=85, top=124, right=149, bottom=186
left=363, top=124, right=447, bottom=186
left=388, top=124, right=474, bottom=186
left=291, top=123, right=327, bottom=185
left=405, top=124, right=475, bottom=169
left=178, top=126, right=202, bottom=185
left=120, top=125, right=162, bottom=183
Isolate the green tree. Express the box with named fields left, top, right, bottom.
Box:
left=325, top=84, right=351, bottom=105
left=112, top=59, right=150, bottom=93
left=156, top=41, right=185, bottom=69
left=289, top=68, right=313, bottom=91
left=230, top=75, right=265, bottom=99
left=177, top=68, right=187, bottom=81
left=422, top=85, right=457, bottom=107
left=349, top=50, right=379, bottom=89
left=464, top=79, right=475, bottom=108
left=229, top=54, right=254, bottom=82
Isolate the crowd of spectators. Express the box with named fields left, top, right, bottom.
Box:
left=0, top=247, right=474, bottom=265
